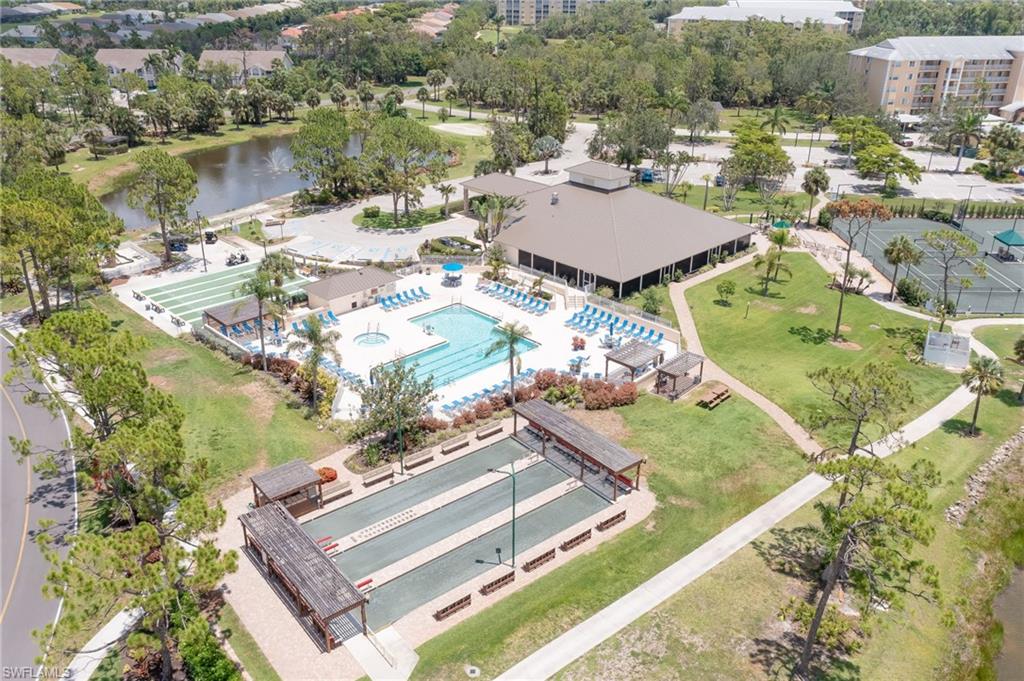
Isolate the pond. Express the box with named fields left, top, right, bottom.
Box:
left=101, top=133, right=362, bottom=230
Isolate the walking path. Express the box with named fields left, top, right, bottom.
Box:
left=497, top=237, right=1024, bottom=680
left=666, top=235, right=823, bottom=457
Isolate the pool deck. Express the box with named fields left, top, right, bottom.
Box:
left=215, top=420, right=655, bottom=680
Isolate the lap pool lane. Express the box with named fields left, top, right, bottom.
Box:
left=336, top=461, right=569, bottom=580
left=365, top=487, right=609, bottom=629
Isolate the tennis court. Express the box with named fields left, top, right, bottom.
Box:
left=835, top=218, right=1024, bottom=314
left=139, top=263, right=308, bottom=326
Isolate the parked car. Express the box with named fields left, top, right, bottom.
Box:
left=204, top=231, right=218, bottom=244
left=897, top=137, right=914, bottom=148
left=714, top=174, right=725, bottom=187
left=168, top=237, right=188, bottom=253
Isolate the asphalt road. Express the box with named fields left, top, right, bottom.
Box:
left=0, top=334, right=76, bottom=676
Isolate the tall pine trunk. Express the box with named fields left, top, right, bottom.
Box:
left=796, top=532, right=852, bottom=678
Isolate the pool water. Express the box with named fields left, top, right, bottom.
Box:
left=355, top=331, right=390, bottom=346
left=399, top=304, right=538, bottom=386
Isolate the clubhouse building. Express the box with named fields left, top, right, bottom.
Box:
left=467, top=161, right=754, bottom=298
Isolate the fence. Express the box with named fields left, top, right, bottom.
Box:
left=585, top=292, right=676, bottom=330
left=420, top=254, right=482, bottom=266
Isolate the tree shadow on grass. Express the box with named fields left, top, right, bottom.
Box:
left=940, top=417, right=974, bottom=437
left=996, top=388, right=1024, bottom=408
left=752, top=525, right=825, bottom=581
left=789, top=326, right=832, bottom=345
left=714, top=299, right=733, bottom=307
left=745, top=285, right=784, bottom=300
left=750, top=632, right=861, bottom=681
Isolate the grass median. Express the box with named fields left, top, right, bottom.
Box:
left=411, top=390, right=808, bottom=680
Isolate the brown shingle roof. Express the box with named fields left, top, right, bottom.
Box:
left=0, top=47, right=64, bottom=68
left=303, top=266, right=399, bottom=302
left=251, top=460, right=320, bottom=502
left=514, top=399, right=642, bottom=473
left=566, top=160, right=633, bottom=182
left=94, top=48, right=162, bottom=71
left=495, top=166, right=754, bottom=283
left=461, top=173, right=546, bottom=198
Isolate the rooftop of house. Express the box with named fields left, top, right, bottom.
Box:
left=850, top=36, right=1024, bottom=62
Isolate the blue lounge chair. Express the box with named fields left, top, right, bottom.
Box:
left=219, top=324, right=229, bottom=336
left=565, top=312, right=581, bottom=327
left=623, top=322, right=637, bottom=336
left=387, top=294, right=402, bottom=308
left=652, top=331, right=664, bottom=345
left=328, top=310, right=341, bottom=324
left=232, top=324, right=244, bottom=336
left=291, top=322, right=301, bottom=334
left=642, top=329, right=655, bottom=342
left=583, top=304, right=595, bottom=317
left=242, top=321, right=255, bottom=334
left=616, top=318, right=629, bottom=332
left=633, top=325, right=645, bottom=338
left=418, top=286, right=431, bottom=299
left=318, top=313, right=331, bottom=327
left=381, top=297, right=395, bottom=311
left=536, top=301, right=549, bottom=315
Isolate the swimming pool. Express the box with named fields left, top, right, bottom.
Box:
left=399, top=304, right=538, bottom=386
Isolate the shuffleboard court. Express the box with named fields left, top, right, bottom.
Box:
left=365, top=486, right=609, bottom=629
left=302, top=438, right=531, bottom=543
left=336, top=460, right=569, bottom=580
left=139, top=263, right=308, bottom=325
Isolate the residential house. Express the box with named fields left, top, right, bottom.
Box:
left=95, top=48, right=178, bottom=88
left=199, top=49, right=291, bottom=86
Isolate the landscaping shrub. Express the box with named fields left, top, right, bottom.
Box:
left=816, top=207, right=832, bottom=228
left=474, top=400, right=494, bottom=420
left=179, top=628, right=241, bottom=681
left=317, top=467, right=337, bottom=483
left=418, top=416, right=449, bottom=433
left=488, top=394, right=508, bottom=411
left=613, top=382, right=638, bottom=406
left=920, top=207, right=952, bottom=223
left=362, top=205, right=381, bottom=218
left=459, top=408, right=477, bottom=424
left=514, top=384, right=539, bottom=403
left=533, top=369, right=560, bottom=391
left=896, top=277, right=930, bottom=307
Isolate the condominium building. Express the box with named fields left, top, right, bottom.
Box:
left=668, top=1, right=863, bottom=35
left=848, top=36, right=1024, bottom=119
left=497, top=0, right=608, bottom=27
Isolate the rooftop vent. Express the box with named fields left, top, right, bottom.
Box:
left=550, top=192, right=559, bottom=205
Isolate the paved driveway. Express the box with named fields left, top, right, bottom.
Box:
left=0, top=335, right=76, bottom=675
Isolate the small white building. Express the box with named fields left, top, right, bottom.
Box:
left=303, top=266, right=400, bottom=316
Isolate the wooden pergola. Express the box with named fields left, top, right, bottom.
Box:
left=655, top=351, right=705, bottom=398
left=251, top=460, right=323, bottom=514
left=512, top=399, right=642, bottom=501
left=239, top=502, right=368, bottom=652
left=604, top=340, right=665, bottom=382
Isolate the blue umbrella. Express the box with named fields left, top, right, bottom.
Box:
left=442, top=262, right=464, bottom=272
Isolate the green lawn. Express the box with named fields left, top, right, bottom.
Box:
left=638, top=182, right=803, bottom=219
left=354, top=202, right=463, bottom=230
left=687, top=253, right=961, bottom=447
left=411, top=391, right=808, bottom=680
left=88, top=295, right=341, bottom=489
left=717, top=106, right=830, bottom=135
left=477, top=26, right=522, bottom=44
left=66, top=118, right=305, bottom=196
left=975, top=325, right=1024, bottom=389
left=218, top=604, right=281, bottom=681
left=560, top=387, right=1024, bottom=680
left=620, top=285, right=679, bottom=330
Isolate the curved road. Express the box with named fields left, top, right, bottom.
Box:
left=0, top=334, right=76, bottom=675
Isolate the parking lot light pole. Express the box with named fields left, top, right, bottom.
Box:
left=833, top=184, right=851, bottom=200
left=488, top=464, right=516, bottom=567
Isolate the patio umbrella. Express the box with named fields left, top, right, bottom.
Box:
left=442, top=262, right=464, bottom=272
left=772, top=220, right=792, bottom=229
left=994, top=227, right=1024, bottom=248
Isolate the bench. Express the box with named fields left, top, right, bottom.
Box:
left=132, top=290, right=144, bottom=301
left=522, top=548, right=556, bottom=573
left=404, top=448, right=434, bottom=469
left=479, top=571, right=515, bottom=596
left=596, top=510, right=627, bottom=532
left=361, top=464, right=394, bottom=486
left=699, top=387, right=731, bottom=410
left=321, top=479, right=352, bottom=502
left=441, top=433, right=469, bottom=455
left=559, top=529, right=592, bottom=552
left=433, top=594, right=471, bottom=621
left=476, top=422, right=504, bottom=440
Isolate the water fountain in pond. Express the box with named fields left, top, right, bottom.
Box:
left=263, top=147, right=291, bottom=175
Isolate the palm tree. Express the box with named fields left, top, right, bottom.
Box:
left=479, top=194, right=524, bottom=250
left=257, top=251, right=295, bottom=286
left=950, top=109, right=985, bottom=173
left=356, top=81, right=375, bottom=110
left=531, top=135, right=562, bottom=174
left=329, top=82, right=347, bottom=110
left=435, top=183, right=456, bottom=216
left=801, top=167, right=830, bottom=226
left=492, top=13, right=505, bottom=49
left=236, top=271, right=286, bottom=372
left=960, top=356, right=1004, bottom=436
left=486, top=321, right=531, bottom=406
left=426, top=69, right=446, bottom=101
left=287, top=316, right=342, bottom=417
left=416, top=87, right=430, bottom=118
left=760, top=105, right=790, bottom=136
left=1015, top=335, right=1024, bottom=400
left=882, top=234, right=922, bottom=301
left=660, top=89, right=689, bottom=128
left=753, top=246, right=790, bottom=295
left=767, top=229, right=796, bottom=280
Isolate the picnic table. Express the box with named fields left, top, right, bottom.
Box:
left=698, top=386, right=731, bottom=410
